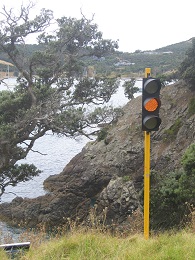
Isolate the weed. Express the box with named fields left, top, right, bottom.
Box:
left=127, top=208, right=143, bottom=235
left=122, top=175, right=131, bottom=182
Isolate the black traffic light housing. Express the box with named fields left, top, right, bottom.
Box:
left=142, top=77, right=161, bottom=131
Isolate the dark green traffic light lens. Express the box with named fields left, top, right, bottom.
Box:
left=144, top=78, right=161, bottom=94
left=143, top=115, right=161, bottom=131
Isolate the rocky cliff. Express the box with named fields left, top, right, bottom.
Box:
left=0, top=80, right=194, bottom=229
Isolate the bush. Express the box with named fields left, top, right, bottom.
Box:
left=150, top=144, right=195, bottom=230
left=179, top=37, right=195, bottom=90
left=181, top=143, right=195, bottom=176
left=163, top=118, right=182, bottom=141
left=188, top=97, right=195, bottom=116
left=97, top=127, right=108, bottom=142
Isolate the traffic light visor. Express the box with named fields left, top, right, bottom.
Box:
left=144, top=78, right=161, bottom=94
left=144, top=98, right=160, bottom=112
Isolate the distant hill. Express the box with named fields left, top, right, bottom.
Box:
left=0, top=38, right=194, bottom=78
left=155, top=38, right=193, bottom=53
left=83, top=38, right=194, bottom=78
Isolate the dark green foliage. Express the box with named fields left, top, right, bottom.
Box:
left=0, top=90, right=30, bottom=123
left=0, top=164, right=41, bottom=198
left=122, top=79, right=139, bottom=99
left=97, top=127, right=108, bottom=142
left=179, top=37, right=195, bottom=90
left=157, top=71, right=179, bottom=87
left=188, top=97, right=195, bottom=116
left=163, top=118, right=182, bottom=141
left=0, top=3, right=120, bottom=197
left=150, top=144, right=195, bottom=230
left=181, top=144, right=195, bottom=176
left=96, top=107, right=124, bottom=142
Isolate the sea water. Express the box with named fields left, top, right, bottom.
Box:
left=0, top=78, right=142, bottom=240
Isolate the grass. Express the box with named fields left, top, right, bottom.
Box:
left=1, top=230, right=195, bottom=260
left=0, top=208, right=194, bottom=259
left=0, top=250, right=8, bottom=260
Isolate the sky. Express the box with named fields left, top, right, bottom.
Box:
left=0, top=0, right=194, bottom=53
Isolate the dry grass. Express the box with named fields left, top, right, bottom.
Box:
left=0, top=207, right=194, bottom=259
left=18, top=230, right=195, bottom=260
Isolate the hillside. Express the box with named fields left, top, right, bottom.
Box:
left=84, top=38, right=193, bottom=77
left=0, top=79, right=194, bottom=231
left=0, top=38, right=193, bottom=78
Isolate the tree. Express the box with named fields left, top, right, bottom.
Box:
left=179, top=37, right=195, bottom=90
left=122, top=78, right=139, bottom=99
left=0, top=3, right=121, bottom=199
left=156, top=71, right=179, bottom=87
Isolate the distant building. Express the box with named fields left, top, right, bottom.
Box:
left=0, top=60, right=15, bottom=79
left=114, top=61, right=135, bottom=66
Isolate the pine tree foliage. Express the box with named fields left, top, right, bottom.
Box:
left=0, top=3, right=120, bottom=198
left=179, top=37, right=195, bottom=90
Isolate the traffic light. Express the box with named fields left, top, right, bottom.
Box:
left=142, top=77, right=161, bottom=131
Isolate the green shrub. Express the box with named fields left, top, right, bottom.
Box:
left=163, top=118, right=182, bottom=141
left=181, top=143, right=195, bottom=175
left=150, top=144, right=195, bottom=230
left=179, top=37, right=195, bottom=90
left=122, top=175, right=131, bottom=182
left=188, top=97, right=195, bottom=116
left=97, top=128, right=108, bottom=142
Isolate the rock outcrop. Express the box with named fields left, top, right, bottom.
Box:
left=0, top=80, right=194, bottom=228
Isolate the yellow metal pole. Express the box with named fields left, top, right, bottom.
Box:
left=145, top=67, right=151, bottom=78
left=144, top=131, right=150, bottom=240
left=144, top=68, right=151, bottom=240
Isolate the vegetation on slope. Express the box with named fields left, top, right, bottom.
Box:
left=150, top=143, right=195, bottom=230
left=0, top=37, right=193, bottom=79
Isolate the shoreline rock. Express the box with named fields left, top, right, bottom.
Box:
left=0, top=81, right=194, bottom=229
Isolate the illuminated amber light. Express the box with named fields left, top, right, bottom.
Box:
left=144, top=98, right=158, bottom=112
